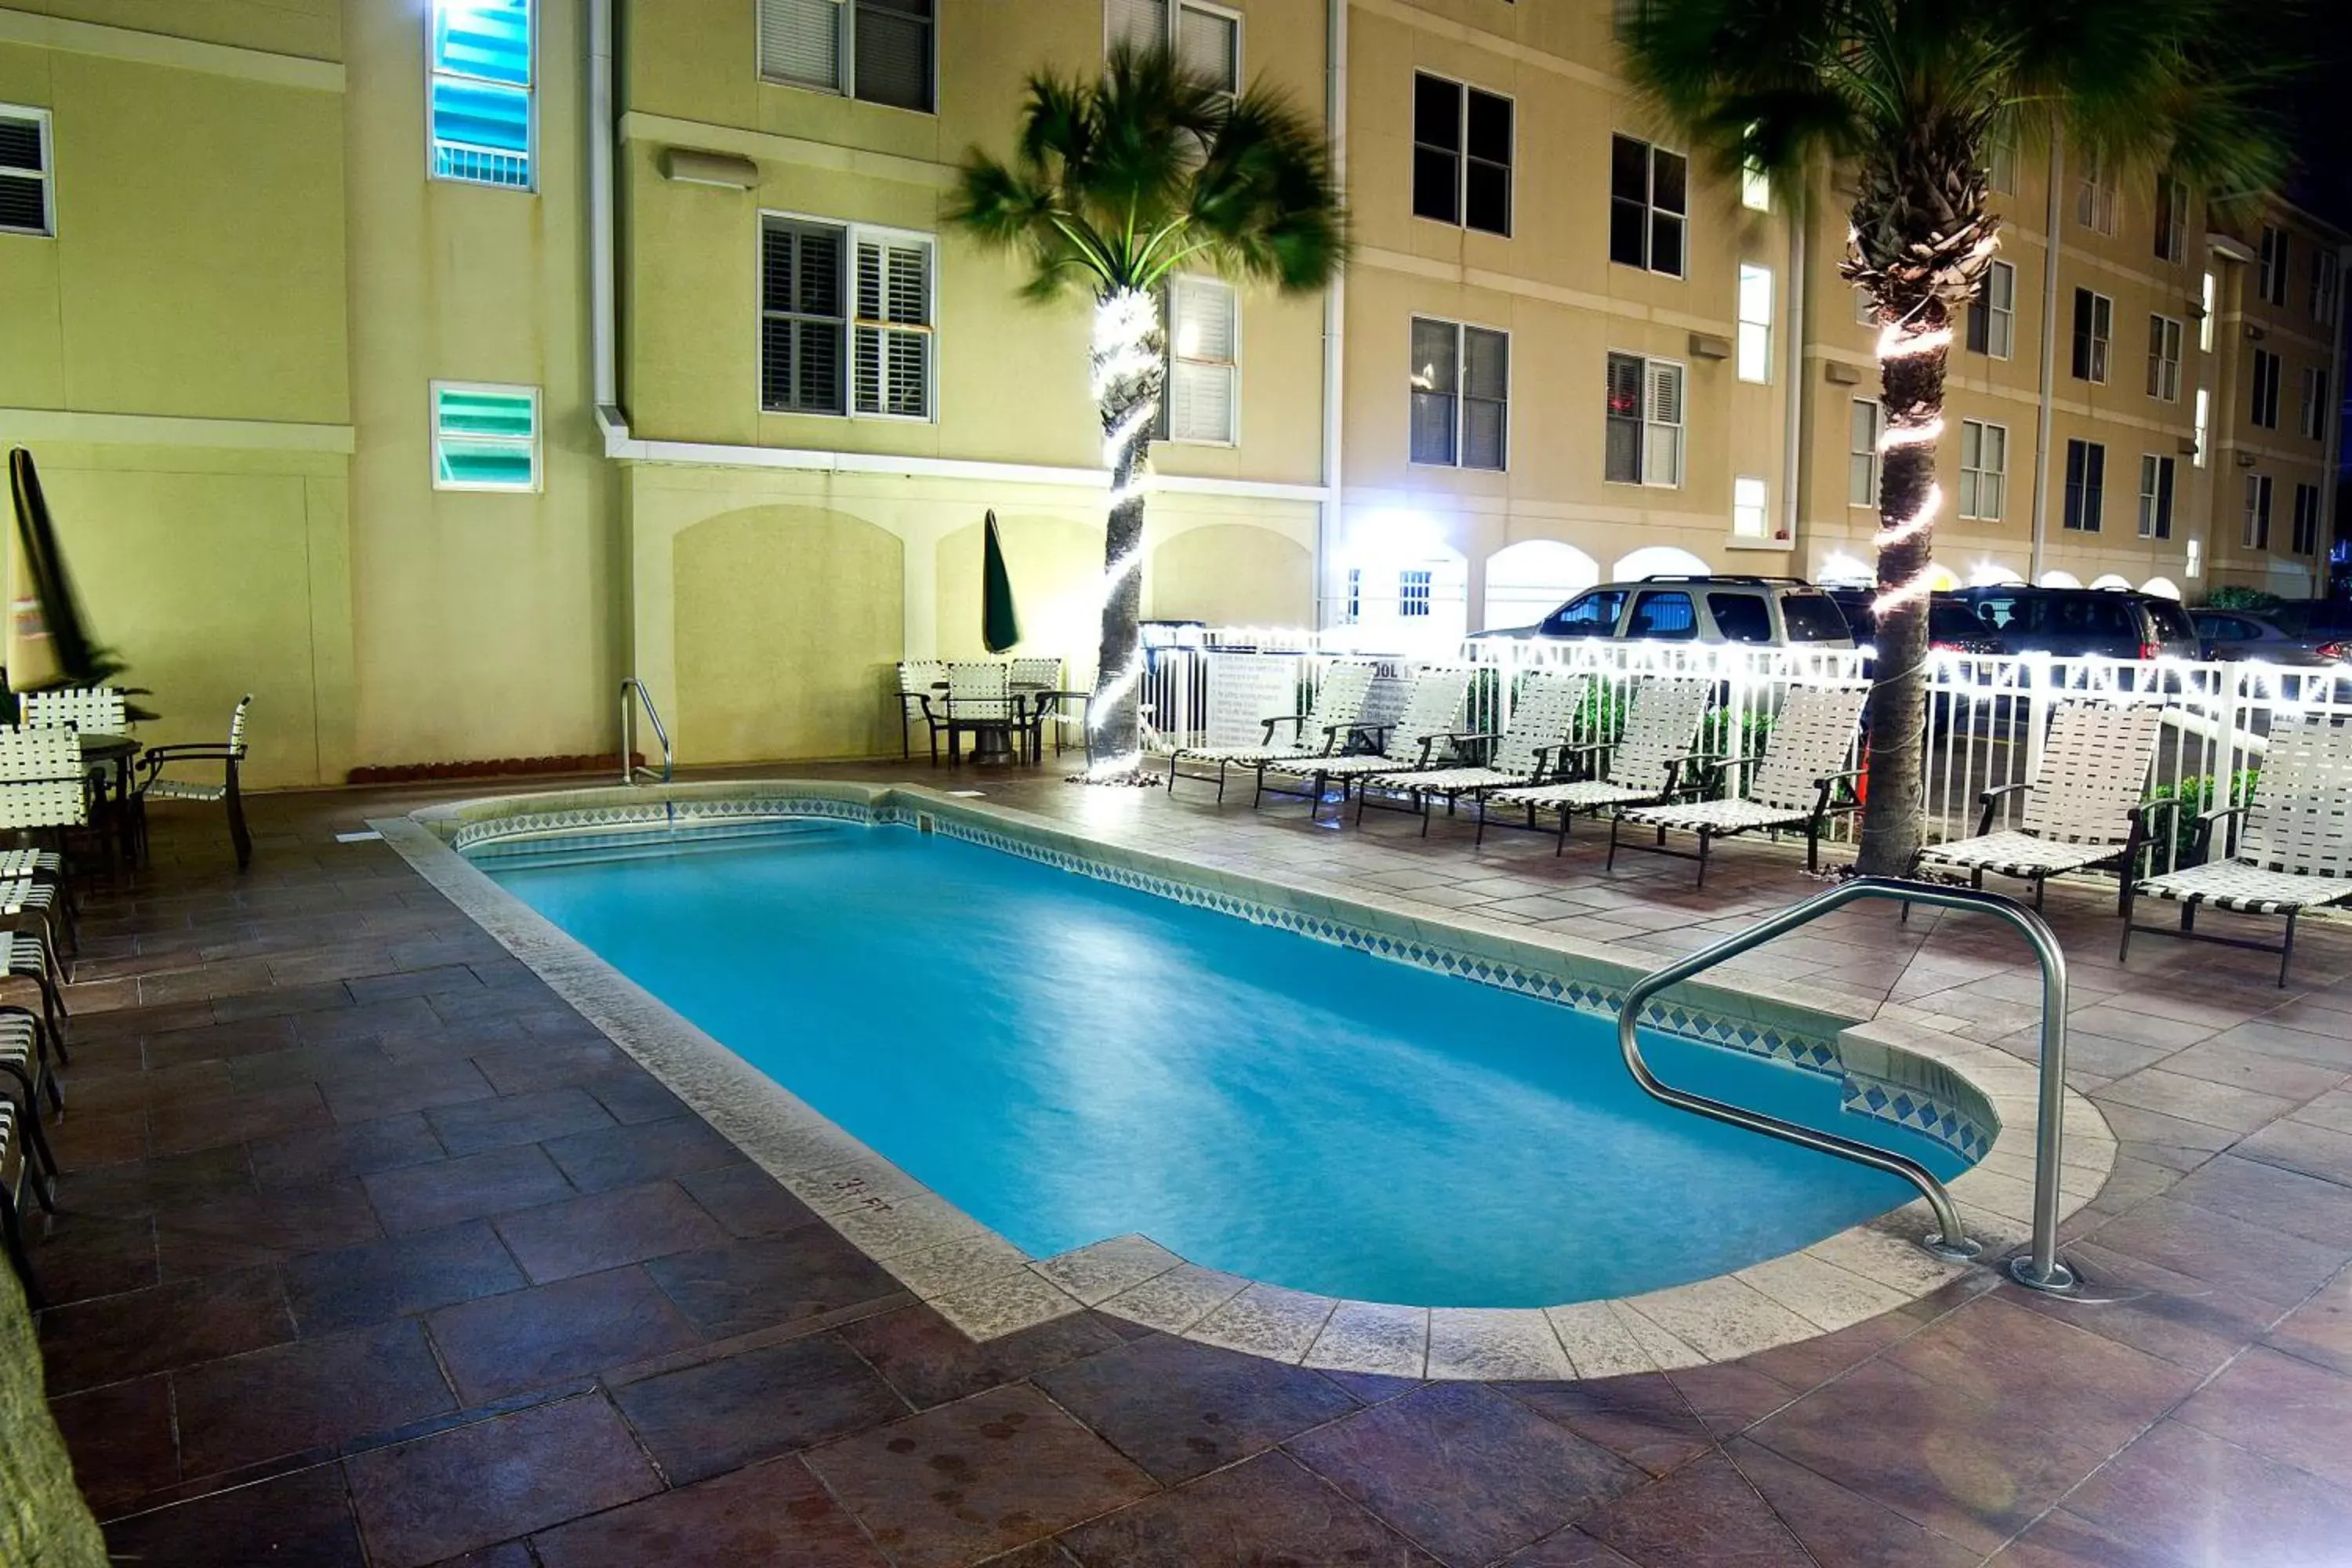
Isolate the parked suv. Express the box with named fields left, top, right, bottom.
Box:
left=1948, top=586, right=2198, bottom=660
left=1824, top=588, right=2008, bottom=655
left=1475, top=576, right=1855, bottom=648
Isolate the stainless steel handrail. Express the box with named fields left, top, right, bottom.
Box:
left=619, top=678, right=673, bottom=786
left=1617, top=876, right=2076, bottom=1290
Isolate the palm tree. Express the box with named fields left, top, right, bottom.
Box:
left=952, top=45, right=1345, bottom=778
left=1622, top=0, right=2288, bottom=874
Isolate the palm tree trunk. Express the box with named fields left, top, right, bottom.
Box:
left=1854, top=302, right=1950, bottom=877
left=1084, top=287, right=1165, bottom=775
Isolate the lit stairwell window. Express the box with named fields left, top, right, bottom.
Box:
left=432, top=383, right=541, bottom=491
left=430, top=0, right=533, bottom=190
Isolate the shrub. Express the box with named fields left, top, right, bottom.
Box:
left=2142, top=768, right=2259, bottom=865
left=2201, top=586, right=2282, bottom=613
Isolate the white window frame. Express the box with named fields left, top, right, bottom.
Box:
left=2071, top=289, right=2112, bottom=383
left=1411, top=71, right=1513, bottom=238
left=2154, top=176, right=2187, bottom=264
left=2192, top=387, right=2210, bottom=468
left=2314, top=249, right=2342, bottom=328
left=1969, top=260, right=2015, bottom=359
left=1609, top=134, right=1687, bottom=279
left=762, top=0, right=939, bottom=114
left=2258, top=225, right=2288, bottom=307
left=1105, top=0, right=1241, bottom=93
left=1847, top=398, right=1882, bottom=509
left=2249, top=347, right=2281, bottom=430
left=2146, top=314, right=2182, bottom=402
left=2074, top=153, right=2116, bottom=235
left=1987, top=131, right=2017, bottom=195
left=1410, top=316, right=1511, bottom=472
left=2200, top=270, right=2216, bottom=352
left=0, top=104, right=53, bottom=238
left=2292, top=483, right=2321, bottom=555
left=1602, top=351, right=1684, bottom=488
left=1958, top=419, right=2005, bottom=521
left=430, top=380, right=542, bottom=493
left=1163, top=273, right=1239, bottom=445
left=2243, top=472, right=2273, bottom=550
left=2299, top=365, right=2328, bottom=442
left=426, top=0, right=535, bottom=192
left=2063, top=438, right=2105, bottom=533
left=2137, top=453, right=2176, bottom=540
left=1736, top=263, right=1772, bottom=383
left=758, top=211, right=937, bottom=422
left=1731, top=474, right=1768, bottom=537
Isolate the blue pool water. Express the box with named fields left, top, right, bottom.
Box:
left=479, top=822, right=1962, bottom=1307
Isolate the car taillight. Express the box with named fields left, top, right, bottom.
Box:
left=2321, top=640, right=2351, bottom=662
left=2139, top=641, right=2161, bottom=660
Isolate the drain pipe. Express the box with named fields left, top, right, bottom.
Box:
left=1316, top=0, right=1348, bottom=630
left=2027, top=134, right=2063, bottom=583
left=1780, top=173, right=1806, bottom=548
left=588, top=0, right=627, bottom=448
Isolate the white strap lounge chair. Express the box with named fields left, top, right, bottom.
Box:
left=1486, top=679, right=1714, bottom=854
left=1356, top=668, right=1590, bottom=838
left=16, top=686, right=126, bottom=734
left=2122, top=710, right=2352, bottom=985
left=134, top=695, right=253, bottom=870
left=1610, top=685, right=1870, bottom=884
left=1260, top=664, right=1473, bottom=820
left=1166, top=659, right=1380, bottom=801
left=895, top=659, right=949, bottom=762
left=1914, top=701, right=2165, bottom=910
left=2, top=1095, right=43, bottom=1310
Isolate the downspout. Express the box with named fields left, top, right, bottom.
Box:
left=1780, top=172, right=1806, bottom=547
left=1317, top=0, right=1347, bottom=630
left=2027, top=134, right=2063, bottom=583
left=589, top=0, right=629, bottom=448
left=2322, top=242, right=2352, bottom=579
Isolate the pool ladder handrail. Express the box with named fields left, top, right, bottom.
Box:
left=1616, top=876, right=2076, bottom=1292
left=620, top=677, right=673, bottom=786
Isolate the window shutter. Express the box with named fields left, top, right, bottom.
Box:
left=1107, top=0, right=1168, bottom=53
left=853, top=237, right=931, bottom=418
left=854, top=0, right=931, bottom=110
left=760, top=0, right=844, bottom=90
left=1174, top=5, right=1239, bottom=93
left=0, top=113, right=46, bottom=234
left=1642, top=360, right=1682, bottom=485
left=1168, top=278, right=1236, bottom=443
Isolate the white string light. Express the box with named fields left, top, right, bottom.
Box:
left=1078, top=287, right=1166, bottom=779
left=1878, top=416, right=1944, bottom=452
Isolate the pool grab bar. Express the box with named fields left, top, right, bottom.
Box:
left=1617, top=876, right=2076, bottom=1291
left=620, top=677, right=673, bottom=786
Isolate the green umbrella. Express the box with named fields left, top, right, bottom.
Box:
left=981, top=509, right=1021, bottom=655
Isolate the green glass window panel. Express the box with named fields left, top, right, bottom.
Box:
left=435, top=387, right=535, bottom=438
left=436, top=437, right=535, bottom=488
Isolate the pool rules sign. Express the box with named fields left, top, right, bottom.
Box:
left=1203, top=652, right=1307, bottom=750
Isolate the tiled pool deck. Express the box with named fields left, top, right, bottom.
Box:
left=25, top=760, right=2352, bottom=1566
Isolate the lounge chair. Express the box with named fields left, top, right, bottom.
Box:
left=1914, top=700, right=2165, bottom=910
left=1610, top=685, right=1870, bottom=884
left=2122, top=710, right=2352, bottom=985
left=1165, top=659, right=1379, bottom=801
left=1258, top=664, right=1474, bottom=820
left=1356, top=668, right=1590, bottom=838
left=1, top=1095, right=42, bottom=1310
left=1485, top=678, right=1713, bottom=853
left=895, top=659, right=949, bottom=762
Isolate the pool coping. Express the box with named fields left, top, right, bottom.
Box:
left=376, top=780, right=2118, bottom=1381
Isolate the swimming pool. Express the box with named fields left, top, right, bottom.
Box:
left=472, top=816, right=1972, bottom=1309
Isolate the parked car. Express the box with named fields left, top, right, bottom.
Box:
left=1823, top=588, right=2009, bottom=655
left=1474, top=575, right=1856, bottom=648
left=1947, top=586, right=2199, bottom=660
left=2191, top=607, right=2352, bottom=666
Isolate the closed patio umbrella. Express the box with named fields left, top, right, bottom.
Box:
left=7, top=447, right=142, bottom=713
left=981, top=509, right=1021, bottom=655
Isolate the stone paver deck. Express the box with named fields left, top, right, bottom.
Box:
left=21, top=758, right=2352, bottom=1566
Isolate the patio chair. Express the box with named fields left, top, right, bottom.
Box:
left=0, top=1005, right=61, bottom=1200
left=1913, top=700, right=2165, bottom=911
left=16, top=686, right=127, bottom=733
left=1485, top=679, right=1714, bottom=854
left=1357, top=668, right=1590, bottom=838
left=944, top=662, right=1020, bottom=764
left=1610, top=685, right=1871, bottom=885
left=0, top=727, right=86, bottom=1051
left=1009, top=656, right=1072, bottom=763
left=2121, top=710, right=2352, bottom=985
left=2, top=1096, right=43, bottom=1311
left=895, top=660, right=949, bottom=763
left=1165, top=659, right=1380, bottom=801
left=1258, top=664, right=1474, bottom=821
left=133, top=695, right=252, bottom=871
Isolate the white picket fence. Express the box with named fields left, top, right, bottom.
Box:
left=1136, top=628, right=2352, bottom=873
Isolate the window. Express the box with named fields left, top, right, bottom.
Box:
left=1410, top=318, right=1508, bottom=470
left=1609, top=135, right=1686, bottom=277
left=430, top=0, right=532, bottom=188
left=1958, top=419, right=2005, bottom=521
left=1736, top=264, right=1772, bottom=383
left=1740, top=154, right=1769, bottom=213
left=2137, top=454, right=2176, bottom=539
left=2243, top=474, right=2273, bottom=549
left=430, top=383, right=539, bottom=491
left=1163, top=275, right=1237, bottom=444
left=2154, top=177, right=2187, bottom=263
left=2071, top=289, right=2111, bottom=382
left=1854, top=288, right=1877, bottom=327
left=1847, top=399, right=1882, bottom=507
left=2074, top=153, right=2116, bottom=234
left=1732, top=474, right=1767, bottom=538
left=1107, top=0, right=1239, bottom=94
left=1626, top=590, right=1697, bottom=639
left=2192, top=387, right=2210, bottom=468
left=1966, top=260, right=2015, bottom=358
left=2257, top=225, right=2288, bottom=306
left=1399, top=568, right=1432, bottom=618
left=760, top=216, right=934, bottom=419
left=2314, top=249, right=2342, bottom=327
left=2200, top=270, right=2216, bottom=352
left=1603, top=353, right=1684, bottom=486
left=2249, top=348, right=2281, bottom=429
left=1342, top=567, right=1360, bottom=623
left=1987, top=130, right=2016, bottom=195
left=2292, top=483, right=2322, bottom=555
left=761, top=0, right=935, bottom=112
left=1541, top=589, right=1626, bottom=637
left=1612, top=0, right=1651, bottom=38
left=1412, top=74, right=1512, bottom=236
left=2299, top=367, right=2329, bottom=442
left=2146, top=314, right=2182, bottom=401
left=1708, top=593, right=1773, bottom=644
left=0, top=107, right=51, bottom=236
left=2063, top=439, right=2105, bottom=532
